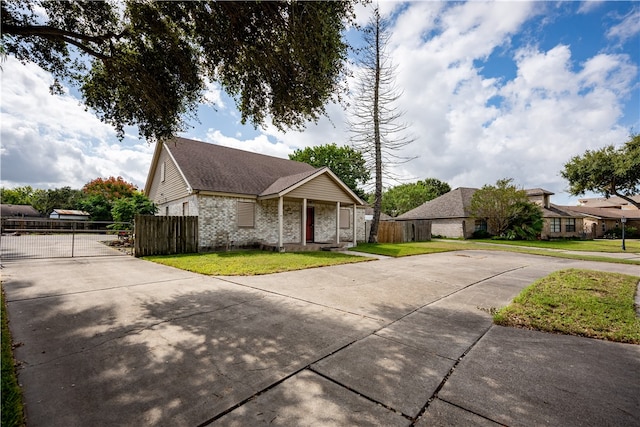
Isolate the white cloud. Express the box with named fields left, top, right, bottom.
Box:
left=256, top=1, right=636, bottom=206
left=202, top=81, right=225, bottom=108
left=606, top=7, right=640, bottom=43
left=577, top=1, right=604, bottom=15
left=0, top=57, right=154, bottom=190
left=203, top=129, right=293, bottom=159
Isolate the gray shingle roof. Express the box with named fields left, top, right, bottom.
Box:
left=396, top=187, right=478, bottom=220
left=558, top=205, right=640, bottom=219
left=165, top=137, right=317, bottom=195
left=0, top=204, right=41, bottom=218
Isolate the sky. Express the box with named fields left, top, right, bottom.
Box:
left=1, top=1, right=639, bottom=206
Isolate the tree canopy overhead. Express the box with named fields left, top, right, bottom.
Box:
left=2, top=1, right=355, bottom=141
left=561, top=134, right=640, bottom=209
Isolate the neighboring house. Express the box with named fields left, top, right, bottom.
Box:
left=396, top=187, right=477, bottom=238
left=559, top=205, right=640, bottom=238
left=144, top=137, right=365, bottom=251
left=578, top=195, right=640, bottom=211
left=49, top=209, right=91, bottom=220
left=525, top=189, right=585, bottom=239
left=396, top=187, right=585, bottom=239
left=0, top=204, right=41, bottom=218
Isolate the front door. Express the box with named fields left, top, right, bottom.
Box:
left=306, top=207, right=314, bottom=242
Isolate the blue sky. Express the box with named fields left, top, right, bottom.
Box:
left=1, top=1, right=638, bottom=205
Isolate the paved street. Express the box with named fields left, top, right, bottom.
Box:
left=2, top=250, right=639, bottom=426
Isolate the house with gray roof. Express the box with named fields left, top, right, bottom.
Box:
left=144, top=137, right=365, bottom=251
left=559, top=205, right=640, bottom=238
left=397, top=187, right=586, bottom=239
left=396, top=187, right=477, bottom=238
left=0, top=204, right=41, bottom=218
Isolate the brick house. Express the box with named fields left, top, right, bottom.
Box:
left=559, top=205, right=640, bottom=238
left=144, top=137, right=365, bottom=251
left=396, top=187, right=585, bottom=239
left=395, top=187, right=478, bottom=238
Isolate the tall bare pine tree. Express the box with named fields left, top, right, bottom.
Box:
left=349, top=6, right=414, bottom=243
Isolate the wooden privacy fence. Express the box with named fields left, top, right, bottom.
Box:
left=134, top=215, right=198, bottom=257
left=376, top=220, right=431, bottom=243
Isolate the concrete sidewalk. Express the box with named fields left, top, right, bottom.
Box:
left=2, top=251, right=639, bottom=426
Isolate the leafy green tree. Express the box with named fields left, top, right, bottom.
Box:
left=77, top=177, right=138, bottom=221
left=111, top=193, right=157, bottom=226
left=82, top=176, right=137, bottom=201
left=0, top=186, right=36, bottom=205
left=506, top=201, right=544, bottom=240
left=30, top=187, right=85, bottom=216
left=78, top=194, right=113, bottom=221
left=2, top=1, right=355, bottom=140
left=469, top=178, right=542, bottom=239
left=289, top=143, right=370, bottom=198
left=381, top=179, right=450, bottom=217
left=561, top=134, right=640, bottom=208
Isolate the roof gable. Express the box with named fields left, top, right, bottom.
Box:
left=155, top=137, right=316, bottom=195
left=262, top=167, right=363, bottom=204
left=397, top=187, right=478, bottom=220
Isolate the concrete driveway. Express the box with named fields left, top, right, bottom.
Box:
left=2, top=250, right=639, bottom=426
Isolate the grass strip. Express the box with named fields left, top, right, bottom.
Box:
left=1, top=287, right=25, bottom=427
left=493, top=269, right=640, bottom=344
left=350, top=241, right=465, bottom=257
left=473, top=238, right=640, bottom=253
left=350, top=241, right=640, bottom=265
left=146, top=250, right=372, bottom=276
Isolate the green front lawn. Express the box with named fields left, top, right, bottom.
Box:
left=146, top=250, right=372, bottom=276
left=350, top=240, right=640, bottom=265
left=494, top=269, right=640, bottom=344
left=351, top=241, right=466, bottom=257
left=473, top=238, right=640, bottom=253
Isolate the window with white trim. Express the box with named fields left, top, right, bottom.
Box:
left=237, top=201, right=255, bottom=228
left=161, top=161, right=166, bottom=182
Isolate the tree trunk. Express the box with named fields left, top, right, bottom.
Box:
left=368, top=11, right=382, bottom=244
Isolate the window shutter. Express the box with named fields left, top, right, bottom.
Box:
left=339, top=208, right=350, bottom=229
left=237, top=201, right=255, bottom=228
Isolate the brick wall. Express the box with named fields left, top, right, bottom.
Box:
left=431, top=218, right=466, bottom=238
left=164, top=195, right=363, bottom=250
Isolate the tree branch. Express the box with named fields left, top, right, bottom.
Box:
left=610, top=189, right=640, bottom=209
left=2, top=23, right=121, bottom=60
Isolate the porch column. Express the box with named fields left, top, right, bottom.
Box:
left=352, top=203, right=357, bottom=246
left=336, top=201, right=340, bottom=244
left=278, top=196, right=284, bottom=251
left=302, top=198, right=307, bottom=246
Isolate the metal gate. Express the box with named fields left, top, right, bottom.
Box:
left=0, top=218, right=133, bottom=260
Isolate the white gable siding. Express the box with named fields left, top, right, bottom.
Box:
left=287, top=174, right=354, bottom=204
left=148, top=147, right=190, bottom=203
